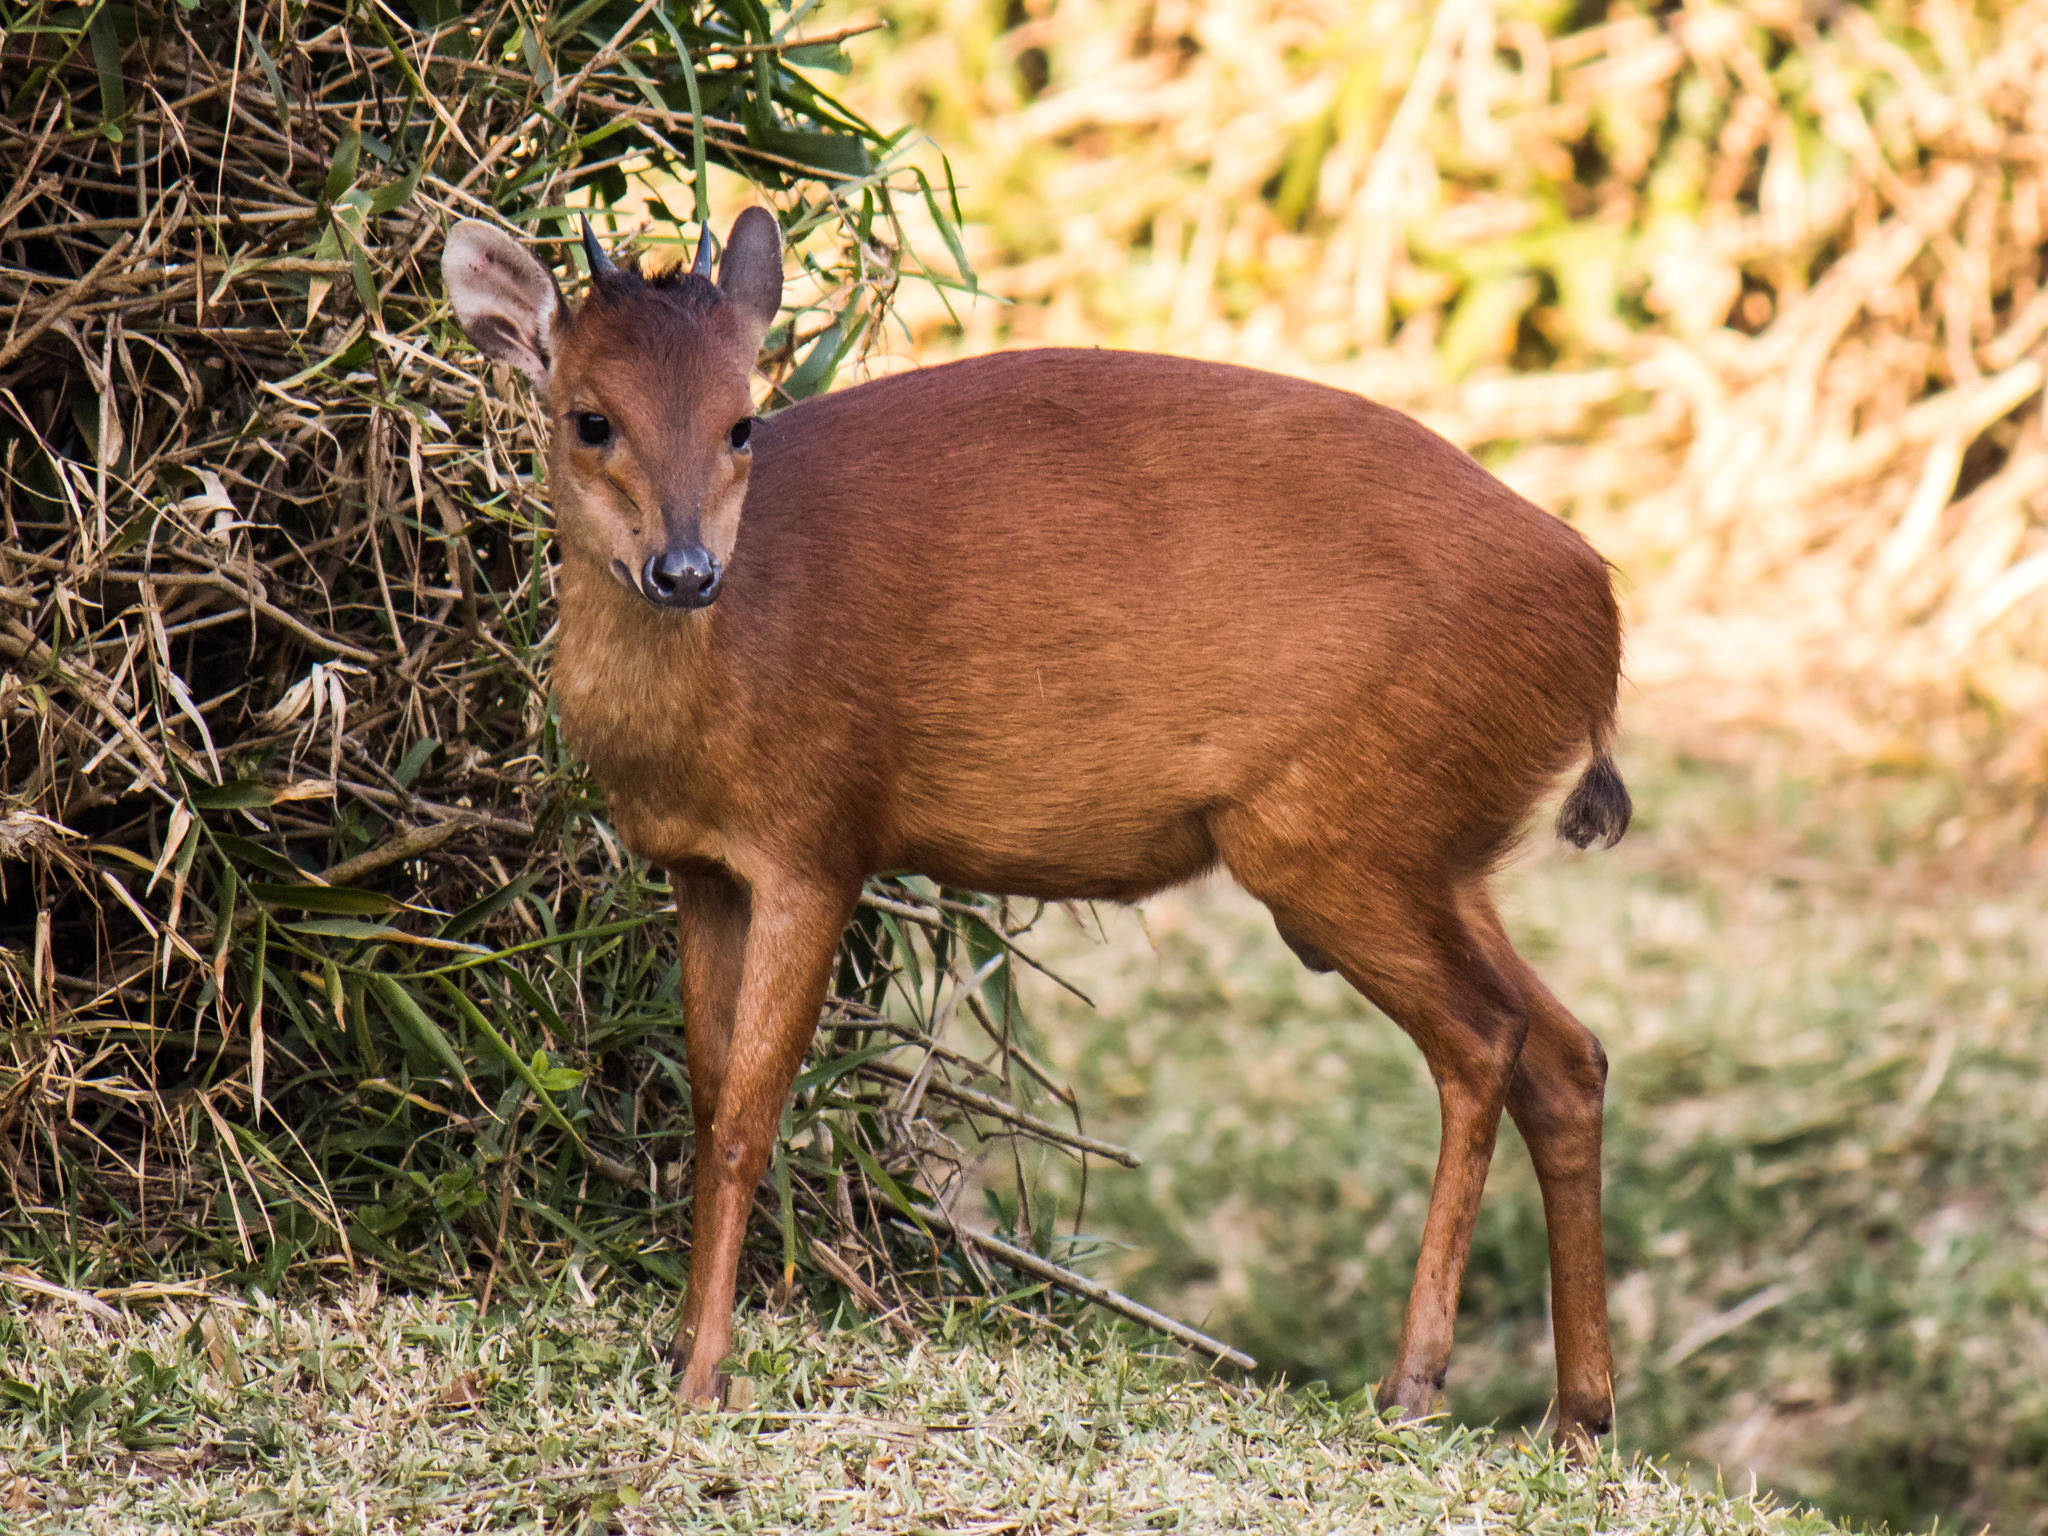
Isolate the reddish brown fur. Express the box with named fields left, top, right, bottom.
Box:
left=559, top=351, right=1619, bottom=895
left=443, top=218, right=1627, bottom=1452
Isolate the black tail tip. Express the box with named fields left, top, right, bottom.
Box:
left=1556, top=755, right=1632, bottom=850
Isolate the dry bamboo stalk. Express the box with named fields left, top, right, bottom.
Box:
left=859, top=1058, right=1141, bottom=1168
left=899, top=1204, right=1257, bottom=1372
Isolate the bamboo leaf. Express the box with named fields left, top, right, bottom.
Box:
left=912, top=165, right=976, bottom=293
left=793, top=1041, right=899, bottom=1099
left=246, top=884, right=397, bottom=916
left=87, top=8, right=126, bottom=129
left=188, top=780, right=287, bottom=810
left=846, top=1137, right=932, bottom=1248
left=244, top=24, right=292, bottom=130
left=368, top=973, right=470, bottom=1085
left=324, top=126, right=361, bottom=205
left=439, top=873, right=540, bottom=940
left=433, top=977, right=582, bottom=1139
left=213, top=834, right=307, bottom=881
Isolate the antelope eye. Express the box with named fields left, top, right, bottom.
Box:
left=729, top=417, right=753, bottom=450
left=575, top=412, right=610, bottom=446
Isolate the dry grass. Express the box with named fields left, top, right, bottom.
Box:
left=0, top=0, right=1208, bottom=1365
left=0, top=1285, right=1858, bottom=1534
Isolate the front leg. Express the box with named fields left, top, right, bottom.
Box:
left=671, top=872, right=751, bottom=1181
left=670, top=873, right=858, bottom=1404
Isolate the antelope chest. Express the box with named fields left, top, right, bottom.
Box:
left=552, top=612, right=738, bottom=869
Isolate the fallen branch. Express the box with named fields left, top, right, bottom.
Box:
left=860, top=1058, right=1140, bottom=1169
left=903, top=1204, right=1257, bottom=1372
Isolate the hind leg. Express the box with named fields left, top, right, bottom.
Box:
left=1466, top=899, right=1614, bottom=1453
left=1237, top=852, right=1531, bottom=1421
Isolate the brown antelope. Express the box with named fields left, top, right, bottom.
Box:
left=442, top=210, right=1630, bottom=1449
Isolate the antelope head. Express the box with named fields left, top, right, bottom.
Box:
left=442, top=209, right=783, bottom=610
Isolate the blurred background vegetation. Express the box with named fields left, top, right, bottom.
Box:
left=7, top=0, right=2048, bottom=1531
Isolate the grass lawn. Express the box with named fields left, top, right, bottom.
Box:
left=1009, top=737, right=2046, bottom=1535
left=1, top=1287, right=1857, bottom=1534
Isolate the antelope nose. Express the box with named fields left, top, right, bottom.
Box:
left=641, top=545, right=721, bottom=609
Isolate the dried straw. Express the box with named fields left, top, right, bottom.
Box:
left=0, top=0, right=1211, bottom=1363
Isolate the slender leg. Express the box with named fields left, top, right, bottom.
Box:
left=673, top=872, right=750, bottom=1158
left=1365, top=912, right=1528, bottom=1421
left=669, top=874, right=857, bottom=1404
left=1243, top=864, right=1530, bottom=1422
left=1467, top=900, right=1614, bottom=1455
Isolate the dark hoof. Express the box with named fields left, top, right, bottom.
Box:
left=1555, top=1411, right=1611, bottom=1464
left=668, top=1325, right=725, bottom=1406
left=1556, top=1423, right=1606, bottom=1465
left=675, top=1369, right=728, bottom=1410
left=1374, top=1374, right=1442, bottom=1423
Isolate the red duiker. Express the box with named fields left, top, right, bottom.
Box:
left=443, top=210, right=1631, bottom=1450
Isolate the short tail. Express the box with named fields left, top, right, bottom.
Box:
left=1555, top=753, right=1631, bottom=850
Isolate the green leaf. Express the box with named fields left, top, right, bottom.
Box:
left=106, top=503, right=160, bottom=558
left=874, top=909, right=920, bottom=997
left=529, top=1048, right=583, bottom=1093
left=784, top=41, right=850, bottom=74
left=324, top=127, right=361, bottom=205
left=243, top=24, right=292, bottom=130
left=915, top=162, right=977, bottom=294
left=287, top=918, right=403, bottom=941
left=330, top=332, right=375, bottom=372
left=62, top=1385, right=114, bottom=1424
left=782, top=314, right=856, bottom=401
left=211, top=863, right=239, bottom=968
left=545, top=0, right=613, bottom=43
left=846, top=1137, right=933, bottom=1248
left=245, top=883, right=396, bottom=916
left=188, top=779, right=284, bottom=810
left=88, top=8, right=126, bottom=126
left=348, top=238, right=382, bottom=324
left=366, top=158, right=425, bottom=216
left=746, top=123, right=871, bottom=180
left=775, top=1137, right=798, bottom=1286
left=369, top=973, right=469, bottom=1082
left=212, top=834, right=305, bottom=881
left=958, top=910, right=1018, bottom=1018
left=439, top=872, right=539, bottom=940
left=502, top=967, right=565, bottom=1036
left=432, top=977, right=581, bottom=1141
left=793, top=1041, right=898, bottom=1099
left=652, top=6, right=711, bottom=227
left=286, top=919, right=489, bottom=953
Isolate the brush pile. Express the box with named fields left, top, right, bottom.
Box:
left=0, top=0, right=1220, bottom=1360
left=865, top=0, right=2048, bottom=803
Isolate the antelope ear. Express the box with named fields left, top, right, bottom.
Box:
left=717, top=207, right=783, bottom=356
left=442, top=220, right=569, bottom=390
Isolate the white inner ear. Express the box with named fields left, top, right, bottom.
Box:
left=442, top=221, right=563, bottom=389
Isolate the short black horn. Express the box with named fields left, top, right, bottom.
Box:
left=580, top=215, right=616, bottom=280
left=692, top=224, right=715, bottom=278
